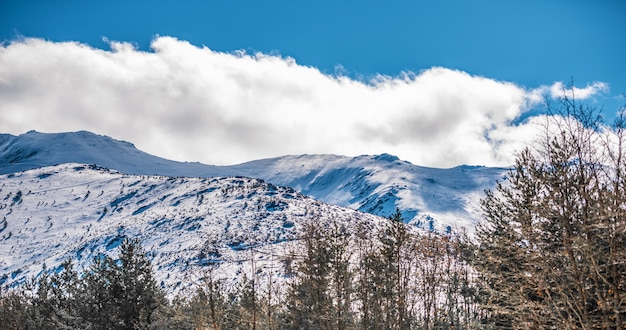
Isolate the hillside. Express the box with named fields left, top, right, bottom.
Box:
left=0, top=164, right=384, bottom=293
left=0, top=131, right=507, bottom=231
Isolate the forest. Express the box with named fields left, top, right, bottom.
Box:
left=1, top=90, right=625, bottom=329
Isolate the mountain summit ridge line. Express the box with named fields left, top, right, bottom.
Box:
left=0, top=130, right=507, bottom=230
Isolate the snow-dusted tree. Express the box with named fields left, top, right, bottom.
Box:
left=472, top=85, right=626, bottom=329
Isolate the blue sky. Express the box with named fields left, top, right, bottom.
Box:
left=1, top=0, right=625, bottom=167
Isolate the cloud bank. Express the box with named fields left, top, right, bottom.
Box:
left=0, top=37, right=607, bottom=167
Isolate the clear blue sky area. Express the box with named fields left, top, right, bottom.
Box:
left=2, top=0, right=625, bottom=112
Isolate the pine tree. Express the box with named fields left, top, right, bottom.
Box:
left=239, top=272, right=259, bottom=330
left=81, top=237, right=165, bottom=329
left=0, top=286, right=32, bottom=330
left=116, top=238, right=164, bottom=329
left=285, top=220, right=333, bottom=329
left=80, top=253, right=123, bottom=329
left=355, top=231, right=385, bottom=329
left=471, top=85, right=626, bottom=329
left=326, top=220, right=354, bottom=330
left=377, top=209, right=412, bottom=329
left=30, top=260, right=82, bottom=329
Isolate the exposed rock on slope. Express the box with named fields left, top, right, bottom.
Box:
left=0, top=131, right=507, bottom=230
left=0, top=164, right=383, bottom=294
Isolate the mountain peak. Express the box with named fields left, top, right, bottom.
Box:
left=0, top=130, right=507, bottom=231
left=373, top=153, right=400, bottom=162
left=0, top=130, right=221, bottom=177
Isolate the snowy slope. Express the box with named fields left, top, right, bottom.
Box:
left=0, top=164, right=384, bottom=294
left=0, top=131, right=508, bottom=230
left=229, top=154, right=507, bottom=232
left=0, top=131, right=222, bottom=177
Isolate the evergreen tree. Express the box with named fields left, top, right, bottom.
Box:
left=81, top=237, right=165, bottom=329
left=377, top=209, right=412, bottom=329
left=238, top=272, right=259, bottom=330
left=116, top=238, right=164, bottom=328
left=80, top=252, right=123, bottom=329
left=325, top=220, right=354, bottom=330
left=30, top=260, right=82, bottom=329
left=471, top=86, right=626, bottom=329
left=285, top=220, right=333, bottom=329
left=149, top=297, right=196, bottom=330
left=0, top=286, right=32, bottom=330
left=355, top=228, right=385, bottom=329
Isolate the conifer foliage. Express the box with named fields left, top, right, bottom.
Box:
left=0, top=237, right=165, bottom=329
left=285, top=220, right=354, bottom=329
left=80, top=238, right=164, bottom=329
left=471, top=87, right=626, bottom=329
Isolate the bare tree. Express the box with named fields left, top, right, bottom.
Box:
left=471, top=84, right=626, bottom=329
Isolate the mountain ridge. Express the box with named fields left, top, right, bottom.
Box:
left=0, top=163, right=387, bottom=293
left=0, top=130, right=508, bottom=230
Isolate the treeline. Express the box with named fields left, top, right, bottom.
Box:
left=0, top=238, right=165, bottom=329
left=0, top=212, right=481, bottom=330
left=281, top=212, right=479, bottom=329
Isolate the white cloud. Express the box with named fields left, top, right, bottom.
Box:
left=548, top=81, right=609, bottom=100
left=525, top=81, right=609, bottom=107
left=0, top=37, right=607, bottom=167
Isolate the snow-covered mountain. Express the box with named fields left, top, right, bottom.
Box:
left=0, top=130, right=510, bottom=294
left=230, top=154, right=506, bottom=232
left=0, top=164, right=385, bottom=293
left=0, top=130, right=508, bottom=231
left=0, top=130, right=222, bottom=177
